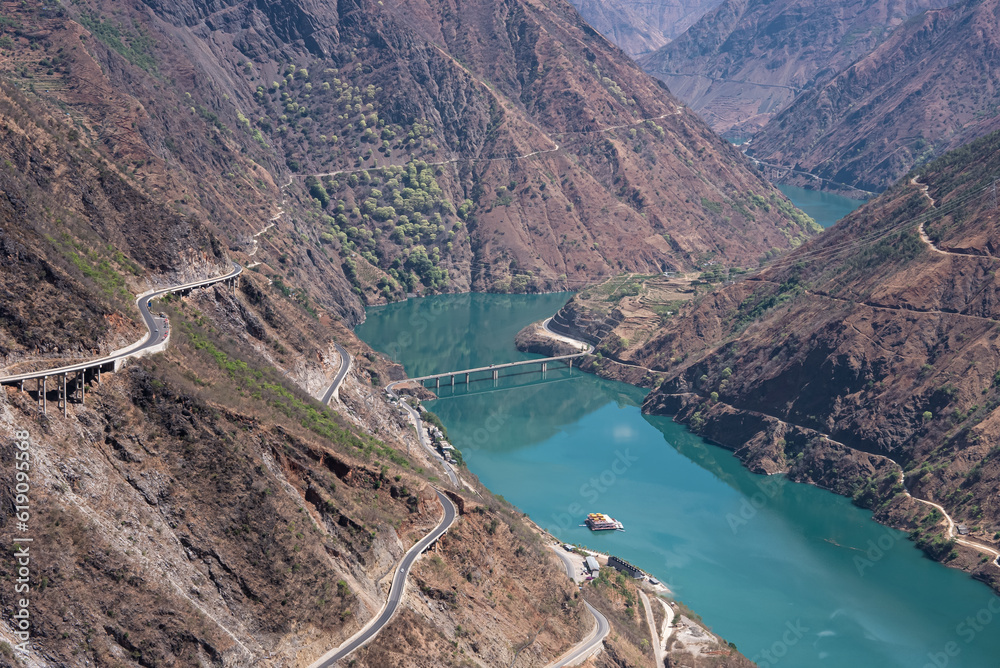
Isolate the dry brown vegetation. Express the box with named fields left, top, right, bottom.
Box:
left=577, top=129, right=1000, bottom=590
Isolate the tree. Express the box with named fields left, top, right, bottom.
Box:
left=305, top=176, right=329, bottom=207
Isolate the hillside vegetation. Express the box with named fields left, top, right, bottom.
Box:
left=3, top=0, right=817, bottom=303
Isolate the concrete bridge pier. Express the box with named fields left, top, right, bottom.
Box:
left=541, top=361, right=547, bottom=378
left=451, top=375, right=455, bottom=387
left=62, top=373, right=67, bottom=417
left=435, top=377, right=440, bottom=389
left=465, top=373, right=470, bottom=384
left=42, top=376, right=47, bottom=414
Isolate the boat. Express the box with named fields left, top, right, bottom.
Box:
left=584, top=513, right=624, bottom=531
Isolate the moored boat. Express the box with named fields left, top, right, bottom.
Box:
left=585, top=513, right=624, bottom=531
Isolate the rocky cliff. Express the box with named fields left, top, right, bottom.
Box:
left=639, top=0, right=955, bottom=139
left=748, top=0, right=1000, bottom=193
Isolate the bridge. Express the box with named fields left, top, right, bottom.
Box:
left=384, top=347, right=593, bottom=487
left=0, top=262, right=242, bottom=416
left=395, top=352, right=589, bottom=391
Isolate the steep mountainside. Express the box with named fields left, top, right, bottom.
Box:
left=748, top=0, right=1000, bottom=193
left=0, top=0, right=761, bottom=665
left=639, top=0, right=955, bottom=138
left=594, top=130, right=1000, bottom=587
left=0, top=52, right=685, bottom=668
left=56, top=0, right=815, bottom=300
left=566, top=0, right=722, bottom=56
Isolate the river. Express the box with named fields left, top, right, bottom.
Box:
left=779, top=184, right=867, bottom=228
left=356, top=293, right=1000, bottom=668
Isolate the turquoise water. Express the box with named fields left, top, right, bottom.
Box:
left=779, top=184, right=867, bottom=228
left=357, top=294, right=1000, bottom=668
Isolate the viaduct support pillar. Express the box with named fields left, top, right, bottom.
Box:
left=62, top=373, right=67, bottom=417
left=42, top=376, right=46, bottom=414
left=465, top=373, right=470, bottom=384
left=451, top=375, right=455, bottom=387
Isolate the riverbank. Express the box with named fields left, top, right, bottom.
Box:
left=517, top=315, right=1000, bottom=596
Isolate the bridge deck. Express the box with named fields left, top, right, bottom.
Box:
left=0, top=263, right=241, bottom=385
left=397, top=352, right=587, bottom=384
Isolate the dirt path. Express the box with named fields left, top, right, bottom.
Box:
left=895, top=472, right=1000, bottom=562
left=911, top=176, right=998, bottom=259
left=306, top=107, right=688, bottom=181
left=658, top=598, right=674, bottom=657
left=248, top=176, right=292, bottom=262
left=638, top=590, right=664, bottom=667
left=911, top=176, right=948, bottom=256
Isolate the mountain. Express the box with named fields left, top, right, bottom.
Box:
left=113, top=0, right=816, bottom=300
left=747, top=0, right=1000, bottom=193
left=0, top=0, right=768, bottom=665
left=639, top=0, right=955, bottom=139
left=583, top=129, right=1000, bottom=588
left=566, top=0, right=723, bottom=56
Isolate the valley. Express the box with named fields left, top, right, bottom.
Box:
left=1, top=0, right=1000, bottom=665
left=630, top=0, right=1000, bottom=196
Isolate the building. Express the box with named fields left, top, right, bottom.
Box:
left=608, top=555, right=643, bottom=579
left=584, top=556, right=600, bottom=574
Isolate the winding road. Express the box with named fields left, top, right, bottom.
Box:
left=321, top=342, right=352, bottom=405
left=542, top=318, right=595, bottom=353
left=308, top=489, right=457, bottom=667
left=0, top=262, right=243, bottom=387
left=385, top=383, right=460, bottom=487
left=896, top=470, right=1000, bottom=565
left=547, top=547, right=611, bottom=668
